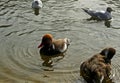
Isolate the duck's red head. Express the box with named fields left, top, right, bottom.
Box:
left=38, top=34, right=53, bottom=48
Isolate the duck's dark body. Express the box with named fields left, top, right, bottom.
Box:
left=80, top=47, right=116, bottom=83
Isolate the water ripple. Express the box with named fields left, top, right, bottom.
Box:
left=0, top=24, right=12, bottom=28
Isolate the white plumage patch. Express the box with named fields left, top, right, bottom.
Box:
left=32, top=0, right=43, bottom=9
left=59, top=38, right=70, bottom=53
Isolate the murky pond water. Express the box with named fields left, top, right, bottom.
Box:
left=0, top=0, right=120, bottom=83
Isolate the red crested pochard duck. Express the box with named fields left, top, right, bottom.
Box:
left=38, top=34, right=70, bottom=56
left=80, top=47, right=116, bottom=83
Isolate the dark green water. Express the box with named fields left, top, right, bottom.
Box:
left=0, top=0, right=120, bottom=83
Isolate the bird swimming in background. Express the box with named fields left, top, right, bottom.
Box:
left=80, top=47, right=116, bottom=83
left=82, top=7, right=113, bottom=21
left=38, top=34, right=70, bottom=56
left=32, top=0, right=43, bottom=15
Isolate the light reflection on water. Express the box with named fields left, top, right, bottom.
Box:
left=0, top=0, right=120, bottom=83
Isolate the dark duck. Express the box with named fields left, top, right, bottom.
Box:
left=80, top=47, right=116, bottom=83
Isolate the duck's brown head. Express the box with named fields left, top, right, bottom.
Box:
left=38, top=34, right=53, bottom=48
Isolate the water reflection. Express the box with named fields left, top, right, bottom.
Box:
left=104, top=20, right=111, bottom=28
left=40, top=53, right=65, bottom=68
left=84, top=20, right=112, bottom=28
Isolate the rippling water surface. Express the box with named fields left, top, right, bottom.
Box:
left=0, top=0, right=120, bottom=83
